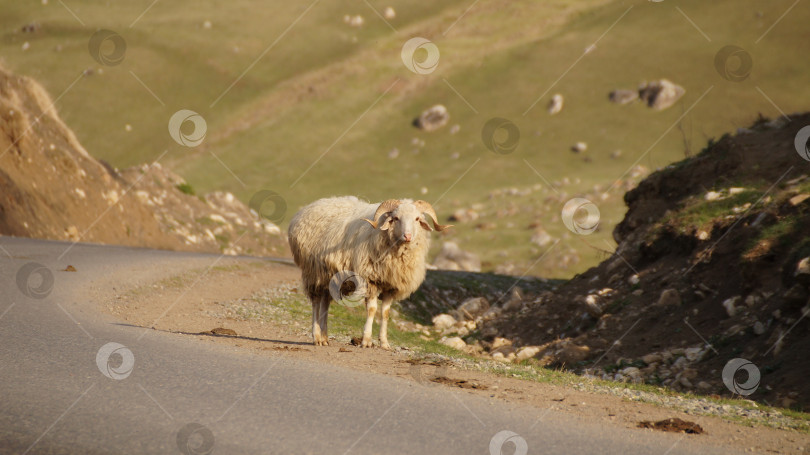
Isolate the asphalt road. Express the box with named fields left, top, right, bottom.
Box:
left=0, top=237, right=741, bottom=454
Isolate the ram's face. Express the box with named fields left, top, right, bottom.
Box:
left=380, top=203, right=432, bottom=244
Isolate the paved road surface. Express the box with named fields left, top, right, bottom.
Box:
left=0, top=237, right=740, bottom=454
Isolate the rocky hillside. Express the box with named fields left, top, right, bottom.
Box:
left=420, top=114, right=810, bottom=410
left=0, top=66, right=288, bottom=256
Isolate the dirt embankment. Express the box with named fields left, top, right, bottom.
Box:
left=465, top=114, right=810, bottom=410
left=0, top=65, right=288, bottom=256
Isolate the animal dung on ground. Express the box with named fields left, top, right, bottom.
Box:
left=637, top=418, right=704, bottom=434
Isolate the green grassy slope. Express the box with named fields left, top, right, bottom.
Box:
left=2, top=0, right=808, bottom=277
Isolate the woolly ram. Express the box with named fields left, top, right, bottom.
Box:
left=288, top=196, right=451, bottom=349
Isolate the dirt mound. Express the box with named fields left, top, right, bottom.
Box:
left=478, top=114, right=810, bottom=409
left=0, top=66, right=288, bottom=256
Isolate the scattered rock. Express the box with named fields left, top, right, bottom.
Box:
left=628, top=274, right=640, bottom=285
left=789, top=194, right=810, bottom=206
left=62, top=265, right=77, bottom=272
left=440, top=336, right=467, bottom=350
left=547, top=94, right=564, bottom=115
left=638, top=79, right=685, bottom=110
left=345, top=15, right=364, bottom=27
left=571, top=142, right=587, bottom=153
left=432, top=242, right=481, bottom=272
left=454, top=297, right=490, bottom=321
left=609, top=89, right=638, bottom=105
left=502, top=288, right=524, bottom=312
left=705, top=191, right=722, bottom=201
left=449, top=208, right=478, bottom=223
left=656, top=289, right=681, bottom=307
left=432, top=313, right=457, bottom=330
left=555, top=343, right=590, bottom=364
left=795, top=257, right=810, bottom=279
left=21, top=22, right=41, bottom=33
left=722, top=296, right=740, bottom=317
left=413, top=104, right=450, bottom=132
left=516, top=346, right=541, bottom=362
left=383, top=6, right=396, bottom=19
left=530, top=228, right=554, bottom=247
left=491, top=337, right=512, bottom=350
left=642, top=353, right=663, bottom=364
left=753, top=321, right=766, bottom=335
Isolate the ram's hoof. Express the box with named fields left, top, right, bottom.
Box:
left=361, top=337, right=374, bottom=348
left=313, top=337, right=330, bottom=346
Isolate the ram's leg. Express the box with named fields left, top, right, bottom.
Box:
left=311, top=296, right=322, bottom=346
left=362, top=295, right=378, bottom=348
left=378, top=296, right=393, bottom=351
left=318, top=293, right=330, bottom=346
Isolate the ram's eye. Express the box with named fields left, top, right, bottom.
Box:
left=391, top=216, right=399, bottom=222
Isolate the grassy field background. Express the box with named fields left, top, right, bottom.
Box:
left=1, top=0, right=808, bottom=277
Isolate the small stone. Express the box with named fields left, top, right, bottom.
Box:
left=432, top=314, right=457, bottom=330
left=638, top=79, right=685, bottom=110
left=571, top=142, right=587, bottom=153
left=728, top=187, right=745, bottom=196
left=491, top=337, right=512, bottom=350
left=547, top=94, right=564, bottom=115
left=789, top=194, right=810, bottom=206
left=678, top=376, right=693, bottom=388
left=697, top=231, right=709, bottom=240
left=440, top=336, right=466, bottom=350
left=609, top=89, right=638, bottom=105
left=705, top=191, right=722, bottom=201
left=454, top=297, right=490, bottom=321
left=642, top=353, right=662, bottom=364
left=656, top=289, right=681, bottom=307
left=414, top=104, right=450, bottom=132
left=753, top=321, right=765, bottom=335
left=697, top=381, right=711, bottom=390
left=628, top=274, right=640, bottom=285
left=795, top=257, right=810, bottom=277
left=516, top=346, right=541, bottom=362
left=632, top=289, right=643, bottom=296
left=684, top=348, right=703, bottom=362
left=383, top=6, right=396, bottom=19
left=722, top=296, right=740, bottom=317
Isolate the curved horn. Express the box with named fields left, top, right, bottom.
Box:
left=413, top=200, right=453, bottom=231
left=363, top=199, right=401, bottom=228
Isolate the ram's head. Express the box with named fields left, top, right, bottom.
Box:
left=363, top=199, right=452, bottom=243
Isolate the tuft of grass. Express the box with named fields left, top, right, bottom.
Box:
left=176, top=183, right=196, bottom=196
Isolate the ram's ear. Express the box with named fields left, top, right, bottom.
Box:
left=418, top=216, right=433, bottom=231
left=378, top=214, right=393, bottom=231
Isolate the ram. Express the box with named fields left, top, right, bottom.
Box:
left=288, top=196, right=451, bottom=348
